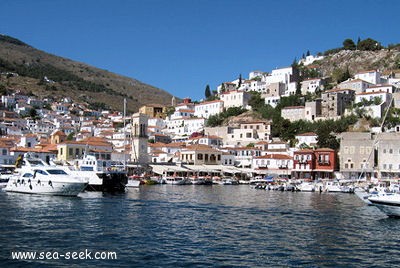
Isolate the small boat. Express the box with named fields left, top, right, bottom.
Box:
left=5, top=154, right=88, bottom=196
left=324, top=180, right=342, bottom=192
left=189, top=176, right=206, bottom=185
left=164, top=176, right=186, bottom=185
left=126, top=177, right=141, bottom=188
left=297, top=181, right=315, bottom=192
left=368, top=192, right=400, bottom=217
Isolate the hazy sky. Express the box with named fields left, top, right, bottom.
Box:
left=1, top=0, right=399, bottom=101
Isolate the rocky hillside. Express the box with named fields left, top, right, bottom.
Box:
left=314, top=49, right=400, bottom=78
left=0, top=35, right=175, bottom=112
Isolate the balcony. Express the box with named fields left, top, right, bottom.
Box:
left=318, top=160, right=331, bottom=166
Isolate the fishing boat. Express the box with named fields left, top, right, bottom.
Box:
left=5, top=154, right=88, bottom=196
left=69, top=154, right=128, bottom=192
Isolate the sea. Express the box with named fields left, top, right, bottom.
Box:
left=1, top=185, right=399, bottom=267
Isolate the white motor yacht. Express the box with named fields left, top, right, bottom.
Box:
left=5, top=155, right=88, bottom=196
left=368, top=192, right=400, bottom=217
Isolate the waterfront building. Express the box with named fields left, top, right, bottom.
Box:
left=292, top=148, right=336, bottom=180
left=180, top=144, right=222, bottom=165
left=252, top=154, right=293, bottom=177
left=376, top=132, right=400, bottom=179
left=292, top=149, right=315, bottom=180
left=339, top=132, right=374, bottom=180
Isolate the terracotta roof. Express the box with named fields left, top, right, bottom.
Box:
left=356, top=91, right=387, bottom=95
left=282, top=106, right=305, bottom=109
left=255, top=154, right=292, bottom=160
left=296, top=132, right=317, bottom=136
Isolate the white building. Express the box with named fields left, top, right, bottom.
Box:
left=220, top=90, right=251, bottom=109
left=338, top=79, right=372, bottom=94
left=194, top=100, right=224, bottom=119
left=365, top=84, right=396, bottom=94
left=295, top=132, right=318, bottom=148
left=354, top=70, right=381, bottom=85
left=281, top=106, right=305, bottom=122
left=301, top=78, right=323, bottom=95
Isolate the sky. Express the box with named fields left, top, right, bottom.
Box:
left=1, top=0, right=399, bottom=101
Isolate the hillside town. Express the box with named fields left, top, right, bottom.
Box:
left=1, top=54, right=400, bottom=183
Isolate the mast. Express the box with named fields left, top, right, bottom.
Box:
left=123, top=98, right=127, bottom=172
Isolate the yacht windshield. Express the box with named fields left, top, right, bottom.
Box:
left=47, top=169, right=68, bottom=175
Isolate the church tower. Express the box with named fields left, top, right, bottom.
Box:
left=131, top=112, right=149, bottom=164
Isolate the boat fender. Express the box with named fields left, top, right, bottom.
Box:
left=28, top=179, right=31, bottom=183
left=17, top=179, right=20, bottom=184
left=21, top=179, right=25, bottom=185
left=29, top=184, right=32, bottom=190
left=37, top=180, right=41, bottom=185
left=48, top=180, right=52, bottom=187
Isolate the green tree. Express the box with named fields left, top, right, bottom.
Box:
left=343, top=38, right=356, bottom=50
left=205, top=84, right=211, bottom=99
left=67, top=133, right=74, bottom=141
left=238, top=74, right=242, bottom=88
left=358, top=38, right=382, bottom=51
left=306, top=50, right=310, bottom=56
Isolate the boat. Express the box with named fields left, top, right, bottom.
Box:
left=297, top=181, right=315, bottom=192
left=68, top=154, right=127, bottom=192
left=5, top=154, right=88, bottom=196
left=164, top=176, right=187, bottom=185
left=126, top=176, right=141, bottom=188
left=219, top=177, right=239, bottom=185
left=0, top=168, right=13, bottom=188
left=368, top=192, right=400, bottom=217
left=189, top=176, right=206, bottom=185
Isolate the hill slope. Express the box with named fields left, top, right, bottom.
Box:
left=0, top=35, right=174, bottom=112
left=314, top=49, right=400, bottom=78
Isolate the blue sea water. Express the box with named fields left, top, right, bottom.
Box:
left=0, top=185, right=399, bottom=267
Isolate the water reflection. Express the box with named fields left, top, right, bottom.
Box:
left=1, top=186, right=400, bottom=267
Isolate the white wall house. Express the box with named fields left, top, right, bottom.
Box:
left=252, top=154, right=293, bottom=171
left=338, top=79, right=372, bottom=94
left=365, top=84, right=396, bottom=94
left=295, top=132, right=318, bottom=148
left=301, top=78, right=323, bottom=95
left=220, top=90, right=251, bottom=109
left=194, top=100, right=224, bottom=119
left=354, top=70, right=381, bottom=85
left=281, top=106, right=305, bottom=122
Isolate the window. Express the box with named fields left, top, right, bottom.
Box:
left=383, top=149, right=387, bottom=153
left=69, top=148, right=73, bottom=156
left=2, top=149, right=7, bottom=155
left=389, top=149, right=393, bottom=154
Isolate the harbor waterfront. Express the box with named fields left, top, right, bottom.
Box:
left=1, top=185, right=400, bottom=267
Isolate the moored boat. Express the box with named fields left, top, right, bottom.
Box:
left=5, top=155, right=88, bottom=196
left=368, top=192, right=400, bottom=217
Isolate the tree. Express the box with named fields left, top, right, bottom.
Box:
left=220, top=83, right=226, bottom=93
left=205, top=84, right=211, bottom=99
left=306, top=50, right=310, bottom=56
left=358, top=38, right=382, bottom=51
left=343, top=38, right=356, bottom=50
left=238, top=74, right=242, bottom=89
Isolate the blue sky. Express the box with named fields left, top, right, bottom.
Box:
left=1, top=0, right=399, bottom=101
